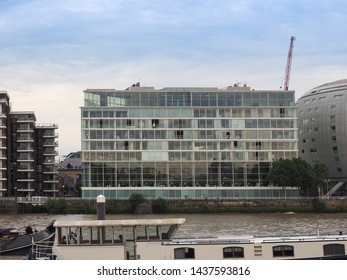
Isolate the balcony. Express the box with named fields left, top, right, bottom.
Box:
left=43, top=132, right=59, bottom=138
left=17, top=147, right=34, bottom=152
left=43, top=150, right=58, bottom=156
left=43, top=168, right=58, bottom=174
left=43, top=141, right=59, bottom=147
left=17, top=178, right=35, bottom=182
left=17, top=168, right=34, bottom=172
left=17, top=157, right=35, bottom=162
left=43, top=159, right=58, bottom=165
left=17, top=137, right=34, bottom=142
left=43, top=179, right=59, bottom=184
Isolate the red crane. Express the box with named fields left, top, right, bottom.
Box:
left=282, top=36, right=295, bottom=91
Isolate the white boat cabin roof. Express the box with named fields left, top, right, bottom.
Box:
left=53, top=218, right=186, bottom=228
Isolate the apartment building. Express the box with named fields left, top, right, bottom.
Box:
left=0, top=91, right=59, bottom=197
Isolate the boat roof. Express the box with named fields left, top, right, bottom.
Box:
left=170, top=234, right=347, bottom=245
left=53, top=218, right=186, bottom=228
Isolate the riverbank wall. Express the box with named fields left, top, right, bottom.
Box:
left=1, top=197, right=347, bottom=214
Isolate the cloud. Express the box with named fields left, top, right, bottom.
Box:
left=1, top=0, right=347, bottom=154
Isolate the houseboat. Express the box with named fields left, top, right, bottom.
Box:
left=31, top=218, right=347, bottom=260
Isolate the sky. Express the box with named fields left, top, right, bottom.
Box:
left=1, top=0, right=347, bottom=157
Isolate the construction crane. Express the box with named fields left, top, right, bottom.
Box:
left=281, top=36, right=295, bottom=91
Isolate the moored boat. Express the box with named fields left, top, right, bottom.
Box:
left=32, top=218, right=347, bottom=260
left=0, top=221, right=55, bottom=257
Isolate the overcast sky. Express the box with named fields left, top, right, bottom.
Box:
left=1, top=0, right=347, bottom=157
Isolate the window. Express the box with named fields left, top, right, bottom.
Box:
left=223, top=247, right=244, bottom=258
left=280, top=108, right=285, bottom=117
left=174, top=247, right=195, bottom=259
left=176, top=130, right=183, bottom=139
left=323, top=244, right=345, bottom=256
left=273, top=245, right=294, bottom=257
left=152, top=119, right=159, bottom=128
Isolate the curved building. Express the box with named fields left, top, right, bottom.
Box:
left=297, top=79, right=347, bottom=195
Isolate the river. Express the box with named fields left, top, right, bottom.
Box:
left=1, top=212, right=347, bottom=237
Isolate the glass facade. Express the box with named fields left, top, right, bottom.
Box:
left=81, top=85, right=298, bottom=199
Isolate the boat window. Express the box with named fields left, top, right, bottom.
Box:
left=174, top=247, right=195, bottom=259
left=136, top=225, right=161, bottom=241
left=124, top=226, right=135, bottom=242
left=272, top=245, right=294, bottom=257
left=58, top=227, right=78, bottom=245
left=91, top=227, right=100, bottom=244
left=137, top=225, right=147, bottom=240
left=68, top=227, right=78, bottom=244
left=323, top=244, right=345, bottom=256
left=79, top=227, right=91, bottom=244
left=223, top=246, right=244, bottom=258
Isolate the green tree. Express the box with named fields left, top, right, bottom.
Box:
left=128, top=193, right=146, bottom=213
left=312, top=161, right=329, bottom=195
left=152, top=198, right=168, bottom=214
left=46, top=198, right=67, bottom=214
left=267, top=157, right=317, bottom=194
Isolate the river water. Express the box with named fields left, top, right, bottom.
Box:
left=1, top=212, right=347, bottom=237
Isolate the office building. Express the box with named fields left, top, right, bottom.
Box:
left=81, top=84, right=299, bottom=199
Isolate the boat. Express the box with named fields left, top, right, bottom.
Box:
left=31, top=218, right=347, bottom=260
left=0, top=221, right=55, bottom=257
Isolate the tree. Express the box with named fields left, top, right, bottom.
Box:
left=152, top=198, right=168, bottom=214
left=128, top=193, right=146, bottom=213
left=267, top=157, right=319, bottom=194
left=312, top=161, right=329, bottom=196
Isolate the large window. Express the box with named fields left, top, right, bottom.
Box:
left=272, top=245, right=294, bottom=257
left=223, top=247, right=244, bottom=258
left=323, top=244, right=345, bottom=256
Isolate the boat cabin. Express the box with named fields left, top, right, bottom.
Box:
left=53, top=218, right=185, bottom=259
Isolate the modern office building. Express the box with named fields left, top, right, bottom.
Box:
left=81, top=83, right=299, bottom=199
left=0, top=90, right=59, bottom=197
left=297, top=79, right=347, bottom=196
